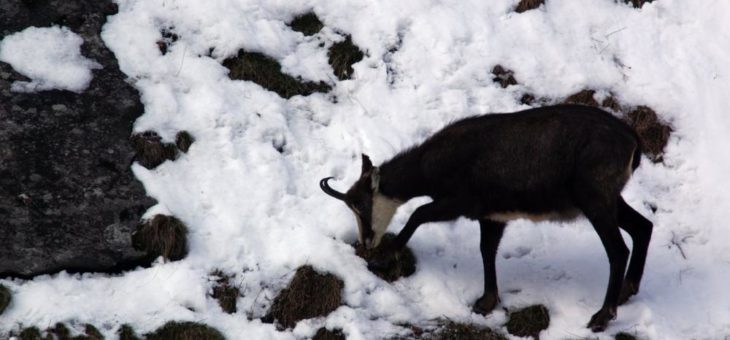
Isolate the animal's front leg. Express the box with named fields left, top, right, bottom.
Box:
left=392, top=199, right=463, bottom=250
left=473, top=219, right=506, bottom=315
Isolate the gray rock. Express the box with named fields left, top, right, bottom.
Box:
left=0, top=0, right=156, bottom=277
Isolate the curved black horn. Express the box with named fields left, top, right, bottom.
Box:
left=320, top=177, right=346, bottom=201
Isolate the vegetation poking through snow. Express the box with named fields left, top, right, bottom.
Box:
left=0, top=284, right=10, bottom=315
left=175, top=131, right=194, bottom=153
left=424, top=321, right=507, bottom=340
left=354, top=233, right=417, bottom=282
left=16, top=327, right=44, bottom=340
left=157, top=27, right=178, bottom=55
left=328, top=35, right=364, bottom=80
left=491, top=65, right=518, bottom=88
left=562, top=89, right=600, bottom=107
left=625, top=0, right=653, bottom=8
left=210, top=270, right=239, bottom=314
left=144, top=321, right=225, bottom=340
left=312, top=327, right=346, bottom=340
left=223, top=50, right=331, bottom=99
left=624, top=105, right=672, bottom=162
left=515, top=0, right=545, bottom=13
left=264, top=265, right=344, bottom=329
left=615, top=331, right=639, bottom=340
left=118, top=324, right=141, bottom=340
left=505, top=305, right=550, bottom=339
left=132, top=215, right=188, bottom=261
left=130, top=131, right=178, bottom=169
left=288, top=12, right=324, bottom=36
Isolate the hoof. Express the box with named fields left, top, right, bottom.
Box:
left=587, top=307, right=616, bottom=332
left=472, top=294, right=499, bottom=315
left=618, top=281, right=638, bottom=305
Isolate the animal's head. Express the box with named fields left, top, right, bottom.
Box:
left=320, top=154, right=401, bottom=249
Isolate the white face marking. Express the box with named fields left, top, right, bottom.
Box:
left=370, top=193, right=402, bottom=248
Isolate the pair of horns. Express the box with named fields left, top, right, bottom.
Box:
left=320, top=154, right=377, bottom=200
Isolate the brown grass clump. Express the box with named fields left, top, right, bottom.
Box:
left=624, top=105, right=672, bottom=162
left=328, top=35, right=365, bottom=81
left=0, top=284, right=10, bottom=315
left=118, top=324, right=141, bottom=340
left=625, top=0, right=653, bottom=8
left=265, top=265, right=344, bottom=329
left=615, top=332, right=639, bottom=340
left=132, top=215, right=188, bottom=262
left=175, top=131, right=194, bottom=153
left=17, top=327, right=46, bottom=340
left=313, top=328, right=346, bottom=340
left=130, top=131, right=178, bottom=169
left=355, top=233, right=417, bottom=282
left=157, top=27, right=179, bottom=55
left=145, top=321, right=224, bottom=340
left=223, top=50, right=331, bottom=99
left=601, top=95, right=624, bottom=113
left=515, top=0, right=545, bottom=13
left=424, top=321, right=507, bottom=340
left=491, top=65, right=518, bottom=88
left=505, top=305, right=550, bottom=339
left=562, top=89, right=599, bottom=107
left=289, top=12, right=324, bottom=36
left=211, top=270, right=239, bottom=314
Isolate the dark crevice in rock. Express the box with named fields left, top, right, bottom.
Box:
left=223, top=50, right=331, bottom=98
left=328, top=35, right=364, bottom=81
left=1, top=0, right=157, bottom=278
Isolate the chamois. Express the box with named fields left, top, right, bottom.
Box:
left=320, top=104, right=653, bottom=332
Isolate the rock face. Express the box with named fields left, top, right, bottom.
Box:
left=0, top=0, right=155, bottom=277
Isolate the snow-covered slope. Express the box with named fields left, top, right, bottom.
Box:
left=2, top=0, right=730, bottom=339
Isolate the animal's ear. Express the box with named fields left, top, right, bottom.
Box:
left=361, top=154, right=373, bottom=174
left=370, top=167, right=380, bottom=191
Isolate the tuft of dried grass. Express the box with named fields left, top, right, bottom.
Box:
left=265, top=265, right=344, bottom=329
left=615, top=331, right=639, bottom=340
left=145, top=321, right=224, bottom=340
left=223, top=50, right=331, bottom=99
left=625, top=0, right=653, bottom=9
left=624, top=105, right=672, bottom=162
left=491, top=65, right=518, bottom=88
left=313, top=328, right=346, bottom=340
left=132, top=215, right=188, bottom=261
left=563, top=89, right=599, bottom=107
left=289, top=12, right=324, bottom=36
left=354, top=233, right=417, bottom=282
left=119, top=324, right=141, bottom=340
left=505, top=305, right=550, bottom=339
left=130, top=131, right=178, bottom=169
left=328, top=36, right=365, bottom=81
left=515, top=0, right=545, bottom=13
left=175, top=131, right=194, bottom=153
left=211, top=270, right=239, bottom=314
left=425, top=321, right=507, bottom=340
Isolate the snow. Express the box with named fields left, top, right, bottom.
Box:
left=0, top=26, right=101, bottom=93
left=2, top=0, right=730, bottom=339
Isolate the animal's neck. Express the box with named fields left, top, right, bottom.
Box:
left=378, top=148, right=428, bottom=200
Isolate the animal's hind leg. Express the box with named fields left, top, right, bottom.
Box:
left=617, top=196, right=653, bottom=305
left=472, top=219, right=506, bottom=315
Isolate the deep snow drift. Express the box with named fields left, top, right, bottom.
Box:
left=2, top=0, right=730, bottom=339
